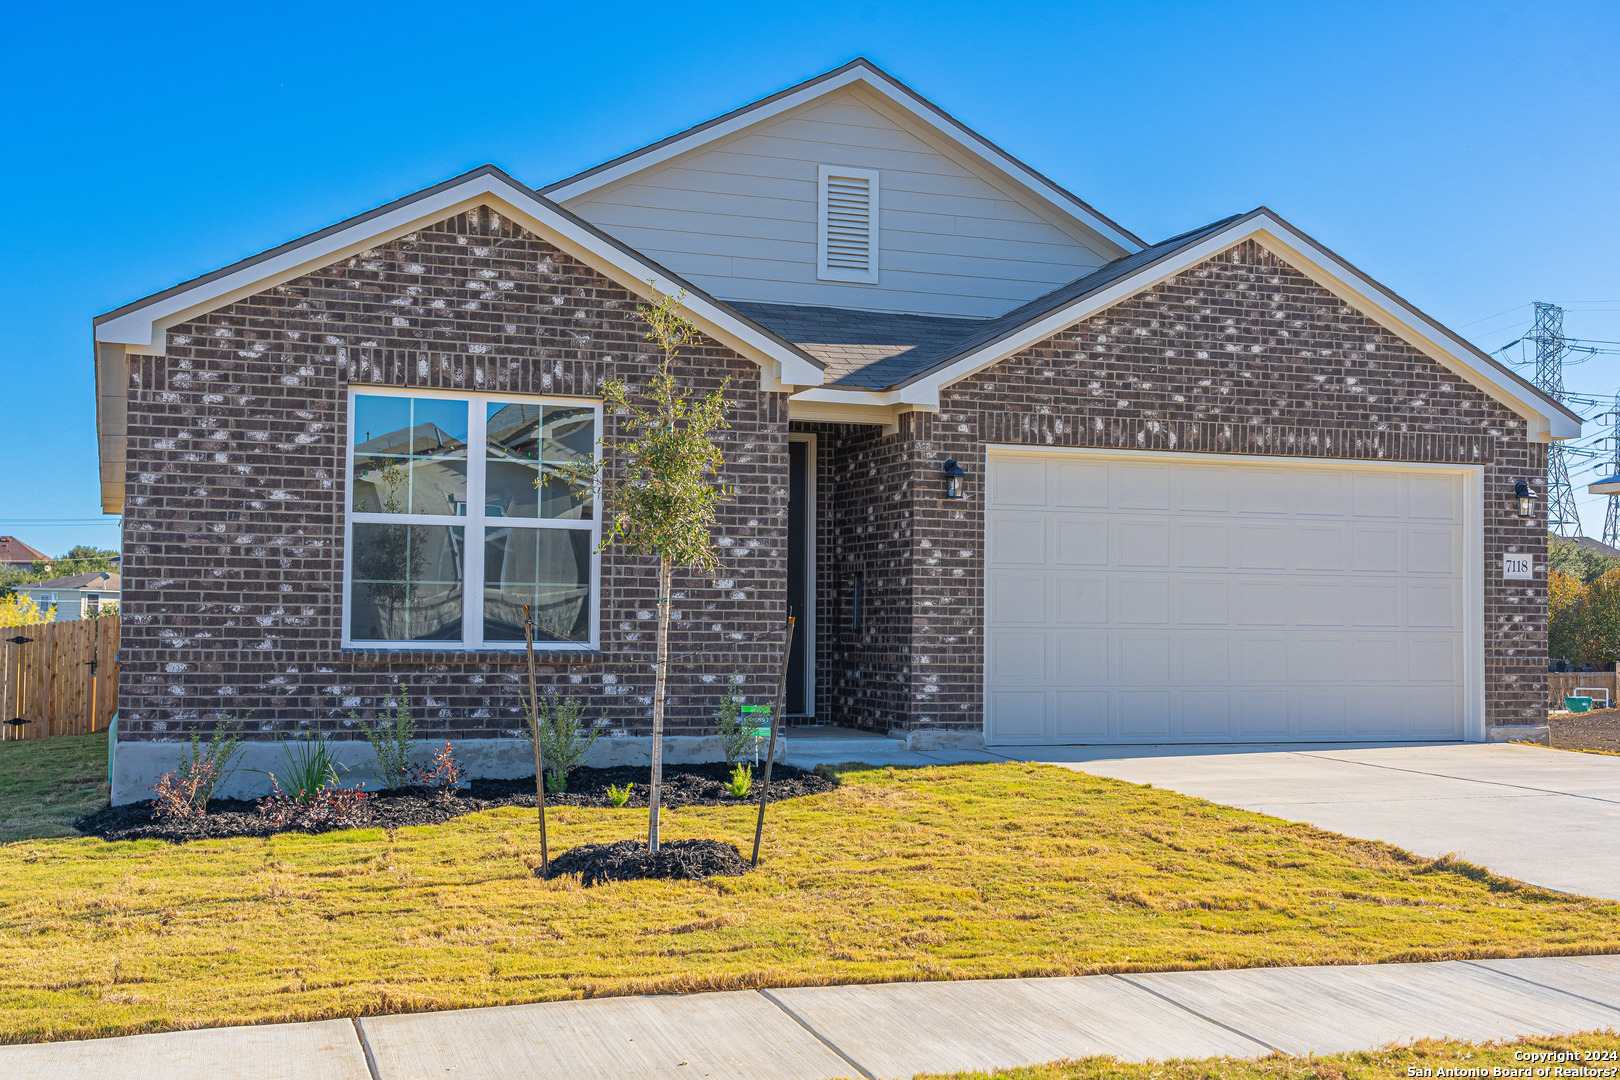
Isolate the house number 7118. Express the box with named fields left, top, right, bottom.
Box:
left=1503, top=554, right=1532, bottom=580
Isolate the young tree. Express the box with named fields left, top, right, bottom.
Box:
left=565, top=284, right=732, bottom=851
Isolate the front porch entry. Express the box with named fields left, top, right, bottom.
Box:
left=786, top=434, right=815, bottom=717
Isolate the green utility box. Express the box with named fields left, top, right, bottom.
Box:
left=1565, top=696, right=1594, bottom=713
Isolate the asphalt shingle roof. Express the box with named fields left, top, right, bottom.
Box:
left=728, top=213, right=1249, bottom=392
left=22, top=572, right=120, bottom=591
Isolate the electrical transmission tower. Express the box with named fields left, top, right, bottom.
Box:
left=1605, top=392, right=1620, bottom=548
left=1530, top=301, right=1583, bottom=536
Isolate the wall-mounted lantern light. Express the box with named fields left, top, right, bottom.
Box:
left=942, top=459, right=966, bottom=500
left=1513, top=479, right=1534, bottom=520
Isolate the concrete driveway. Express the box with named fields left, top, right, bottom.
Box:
left=1015, top=743, right=1620, bottom=900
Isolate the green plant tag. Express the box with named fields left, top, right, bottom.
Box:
left=742, top=705, right=772, bottom=738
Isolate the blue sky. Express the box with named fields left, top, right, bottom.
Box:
left=2, top=1, right=1617, bottom=555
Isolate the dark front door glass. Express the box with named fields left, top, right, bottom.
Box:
left=787, top=440, right=809, bottom=715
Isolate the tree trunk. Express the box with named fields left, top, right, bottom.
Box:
left=648, top=556, right=672, bottom=852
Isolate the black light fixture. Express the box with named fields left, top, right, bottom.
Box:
left=942, top=459, right=966, bottom=500
left=1513, top=479, right=1534, bottom=520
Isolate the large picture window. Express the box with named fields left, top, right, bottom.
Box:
left=343, top=389, right=601, bottom=650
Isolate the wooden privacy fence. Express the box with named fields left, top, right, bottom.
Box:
left=1, top=617, right=118, bottom=739
left=1549, top=671, right=1619, bottom=710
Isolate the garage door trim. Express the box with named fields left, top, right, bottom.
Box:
left=982, top=445, right=1486, bottom=744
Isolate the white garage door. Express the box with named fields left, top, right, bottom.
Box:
left=984, top=449, right=1477, bottom=744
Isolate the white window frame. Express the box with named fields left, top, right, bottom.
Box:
left=816, top=164, right=880, bottom=284
left=341, top=386, right=603, bottom=652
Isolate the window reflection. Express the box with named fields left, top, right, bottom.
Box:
left=350, top=524, right=465, bottom=641
left=483, top=528, right=591, bottom=642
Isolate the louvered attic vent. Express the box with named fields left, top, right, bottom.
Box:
left=817, top=165, right=880, bottom=283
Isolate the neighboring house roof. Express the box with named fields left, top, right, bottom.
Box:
left=91, top=164, right=829, bottom=515
left=542, top=58, right=1144, bottom=256
left=785, top=207, right=1581, bottom=442
left=22, top=572, right=119, bottom=592
left=1570, top=536, right=1620, bottom=560
left=0, top=536, right=48, bottom=567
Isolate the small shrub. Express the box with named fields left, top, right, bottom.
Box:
left=714, top=675, right=760, bottom=764
left=726, top=762, right=753, bottom=799
left=545, top=771, right=567, bottom=794
left=606, top=782, right=634, bottom=807
left=264, top=731, right=345, bottom=805
left=352, top=685, right=416, bottom=791
left=519, top=691, right=601, bottom=791
left=257, top=776, right=371, bottom=829
left=150, top=720, right=245, bottom=820
left=412, top=741, right=463, bottom=796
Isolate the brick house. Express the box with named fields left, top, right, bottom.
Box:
left=94, top=60, right=1577, bottom=801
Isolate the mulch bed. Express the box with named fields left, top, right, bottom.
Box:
left=1548, top=708, right=1620, bottom=754
left=76, top=762, right=837, bottom=844
left=541, top=838, right=752, bottom=886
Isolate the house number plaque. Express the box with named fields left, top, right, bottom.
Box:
left=1503, top=554, right=1533, bottom=580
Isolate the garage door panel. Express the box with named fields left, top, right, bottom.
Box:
left=1055, top=518, right=1108, bottom=565
left=1055, top=576, right=1108, bottom=624
left=990, top=633, right=1047, bottom=679
left=1178, top=522, right=1229, bottom=567
left=1117, top=465, right=1171, bottom=509
left=985, top=452, right=1470, bottom=745
left=1237, top=580, right=1288, bottom=626
left=1056, top=633, right=1108, bottom=679
left=1054, top=461, right=1109, bottom=508
left=1119, top=692, right=1170, bottom=736
left=1290, top=636, right=1347, bottom=682
left=990, top=514, right=1048, bottom=564
left=1352, top=526, right=1401, bottom=571
left=1118, top=520, right=1170, bottom=567
left=1293, top=579, right=1348, bottom=626
left=987, top=691, right=1046, bottom=740
left=1408, top=582, right=1460, bottom=628
left=1117, top=579, right=1170, bottom=624
left=1239, top=691, right=1290, bottom=736
left=1293, top=470, right=1350, bottom=517
left=1296, top=524, right=1349, bottom=570
left=1118, top=634, right=1170, bottom=680
left=991, top=458, right=1047, bottom=506
left=1408, top=526, right=1458, bottom=574
left=1296, top=691, right=1348, bottom=735
left=1180, top=692, right=1232, bottom=737
left=1179, top=579, right=1230, bottom=625
left=1055, top=692, right=1109, bottom=738
left=1236, top=523, right=1289, bottom=569
left=1237, top=636, right=1288, bottom=681
left=1179, top=635, right=1230, bottom=680
left=1178, top=469, right=1230, bottom=512
left=990, top=573, right=1048, bottom=625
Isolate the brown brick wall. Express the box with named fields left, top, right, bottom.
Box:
left=801, top=240, right=1548, bottom=734
left=118, top=206, right=790, bottom=743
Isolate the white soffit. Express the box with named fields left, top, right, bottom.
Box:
left=92, top=167, right=826, bottom=390
left=542, top=59, right=1144, bottom=257
left=883, top=210, right=1579, bottom=442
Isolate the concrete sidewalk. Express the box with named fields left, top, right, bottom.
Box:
left=4, top=954, right=1618, bottom=1080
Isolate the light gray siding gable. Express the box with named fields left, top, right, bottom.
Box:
left=562, top=89, right=1111, bottom=319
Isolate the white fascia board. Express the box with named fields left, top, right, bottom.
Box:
left=910, top=212, right=1578, bottom=442
left=545, top=63, right=1142, bottom=256
left=94, top=173, right=824, bottom=389
left=1590, top=475, right=1620, bottom=495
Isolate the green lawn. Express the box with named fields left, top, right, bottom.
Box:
left=0, top=733, right=109, bottom=843
left=2, top=759, right=1619, bottom=1044
left=918, top=1032, right=1620, bottom=1080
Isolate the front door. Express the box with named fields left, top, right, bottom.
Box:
left=786, top=437, right=814, bottom=716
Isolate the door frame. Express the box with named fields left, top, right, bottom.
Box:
left=788, top=432, right=818, bottom=718
left=982, top=445, right=1486, bottom=744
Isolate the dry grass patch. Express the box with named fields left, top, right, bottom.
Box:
left=2, top=761, right=1619, bottom=1044
left=917, top=1031, right=1620, bottom=1080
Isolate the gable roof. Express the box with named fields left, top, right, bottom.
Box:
left=22, top=572, right=119, bottom=592
left=91, top=165, right=830, bottom=514
left=784, top=207, right=1580, bottom=443
left=0, top=536, right=48, bottom=567
left=542, top=58, right=1144, bottom=257
left=738, top=216, right=1243, bottom=390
